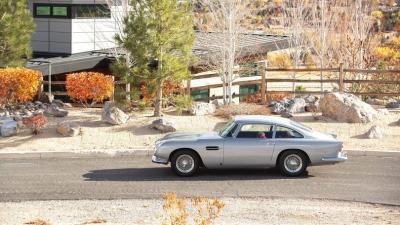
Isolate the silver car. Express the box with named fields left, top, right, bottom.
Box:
left=152, top=115, right=347, bottom=177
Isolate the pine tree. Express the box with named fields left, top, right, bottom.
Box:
left=118, top=0, right=194, bottom=116
left=0, top=0, right=35, bottom=67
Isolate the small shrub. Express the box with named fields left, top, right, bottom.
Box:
left=192, top=197, right=225, bottom=225
left=24, top=218, right=52, bottom=225
left=172, top=95, right=193, bottom=115
left=162, top=192, right=188, bottom=225
left=295, top=85, right=306, bottom=92
left=23, top=114, right=48, bottom=135
left=66, top=72, right=113, bottom=106
left=214, top=103, right=271, bottom=119
left=267, top=53, right=292, bottom=68
left=0, top=68, right=42, bottom=106
left=245, top=92, right=293, bottom=104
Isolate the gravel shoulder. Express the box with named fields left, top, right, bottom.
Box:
left=0, top=107, right=399, bottom=154
left=0, top=198, right=399, bottom=225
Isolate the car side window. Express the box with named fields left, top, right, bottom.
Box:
left=275, top=126, right=303, bottom=138
left=236, top=124, right=273, bottom=139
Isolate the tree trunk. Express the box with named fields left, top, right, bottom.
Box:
left=154, top=80, right=164, bottom=117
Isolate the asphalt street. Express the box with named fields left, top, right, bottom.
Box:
left=0, top=151, right=399, bottom=205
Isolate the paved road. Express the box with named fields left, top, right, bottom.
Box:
left=0, top=152, right=399, bottom=205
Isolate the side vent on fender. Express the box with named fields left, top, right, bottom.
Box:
left=206, top=146, right=219, bottom=151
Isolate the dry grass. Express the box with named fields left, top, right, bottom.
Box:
left=79, top=218, right=107, bottom=224
left=24, top=218, right=52, bottom=225
left=214, top=103, right=271, bottom=119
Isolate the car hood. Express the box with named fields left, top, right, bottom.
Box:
left=158, top=132, right=220, bottom=142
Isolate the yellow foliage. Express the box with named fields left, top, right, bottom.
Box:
left=373, top=47, right=399, bottom=62
left=0, top=68, right=42, bottom=105
left=267, top=53, right=292, bottom=68
left=371, top=10, right=384, bottom=19
left=66, top=72, right=114, bottom=105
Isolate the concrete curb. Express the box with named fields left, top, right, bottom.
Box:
left=0, top=149, right=399, bottom=160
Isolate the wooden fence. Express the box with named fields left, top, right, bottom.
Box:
left=40, top=64, right=400, bottom=102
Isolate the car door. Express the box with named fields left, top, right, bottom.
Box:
left=222, top=123, right=276, bottom=168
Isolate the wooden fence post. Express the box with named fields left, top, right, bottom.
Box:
left=186, top=79, right=191, bottom=95
left=125, top=83, right=131, bottom=102
left=258, top=60, right=267, bottom=104
left=339, top=63, right=344, bottom=93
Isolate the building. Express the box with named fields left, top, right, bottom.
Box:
left=26, top=0, right=291, bottom=102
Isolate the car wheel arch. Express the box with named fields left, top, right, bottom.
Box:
left=276, top=149, right=311, bottom=166
left=169, top=148, right=205, bottom=167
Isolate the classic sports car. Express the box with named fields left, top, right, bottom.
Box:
left=152, top=115, right=347, bottom=177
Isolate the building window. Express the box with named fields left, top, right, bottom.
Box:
left=191, top=89, right=209, bottom=102
left=35, top=6, right=51, bottom=16
left=73, top=5, right=111, bottom=19
left=53, top=6, right=68, bottom=17
left=239, top=84, right=259, bottom=102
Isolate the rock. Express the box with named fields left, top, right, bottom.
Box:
left=305, top=104, right=319, bottom=112
left=281, top=111, right=293, bottom=118
left=319, top=92, right=377, bottom=123
left=0, top=117, right=18, bottom=137
left=377, top=108, right=390, bottom=115
left=385, top=101, right=400, bottom=109
left=268, top=100, right=278, bottom=107
left=365, top=98, right=385, bottom=106
left=63, top=103, right=73, bottom=108
left=272, top=102, right=285, bottom=114
left=287, top=98, right=306, bottom=113
left=52, top=99, right=65, bottom=108
left=57, top=121, right=81, bottom=137
left=304, top=95, right=318, bottom=104
left=39, top=93, right=54, bottom=104
left=211, top=99, right=223, bottom=109
left=151, top=118, right=176, bottom=133
left=190, top=102, right=216, bottom=116
left=45, top=104, right=68, bottom=117
left=101, top=101, right=129, bottom=125
left=365, top=125, right=385, bottom=139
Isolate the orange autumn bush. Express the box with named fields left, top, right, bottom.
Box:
left=0, top=68, right=42, bottom=106
left=66, top=72, right=113, bottom=105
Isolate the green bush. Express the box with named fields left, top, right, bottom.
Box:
left=172, top=95, right=193, bottom=115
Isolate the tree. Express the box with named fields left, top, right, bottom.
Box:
left=117, top=0, right=194, bottom=116
left=0, top=0, right=35, bottom=67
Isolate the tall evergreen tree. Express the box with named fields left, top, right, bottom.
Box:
left=0, top=0, right=35, bottom=67
left=118, top=0, right=194, bottom=117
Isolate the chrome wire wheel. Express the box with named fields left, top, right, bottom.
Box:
left=176, top=154, right=195, bottom=174
left=283, top=154, right=303, bottom=173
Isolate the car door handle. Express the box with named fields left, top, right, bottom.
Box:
left=206, top=146, right=219, bottom=150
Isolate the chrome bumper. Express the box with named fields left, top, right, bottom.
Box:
left=152, top=155, right=168, bottom=164
left=322, top=151, right=347, bottom=163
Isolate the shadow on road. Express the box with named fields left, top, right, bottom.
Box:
left=82, top=167, right=312, bottom=181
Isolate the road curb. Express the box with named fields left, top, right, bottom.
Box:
left=0, top=149, right=399, bottom=160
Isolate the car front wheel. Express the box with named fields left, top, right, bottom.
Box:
left=171, top=150, right=200, bottom=177
left=278, top=150, right=308, bottom=177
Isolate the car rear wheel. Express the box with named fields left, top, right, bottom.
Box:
left=278, top=150, right=308, bottom=177
left=171, top=150, right=200, bottom=177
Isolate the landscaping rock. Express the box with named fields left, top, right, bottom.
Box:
left=45, top=104, right=68, bottom=117
left=365, top=98, right=385, bottom=106
left=211, top=99, right=223, bottom=109
left=272, top=102, right=286, bottom=114
left=365, top=125, right=385, bottom=139
left=287, top=98, right=306, bottom=113
left=39, top=93, right=54, bottom=104
left=190, top=102, right=216, bottom=116
left=52, top=99, right=65, bottom=108
left=304, top=95, right=318, bottom=104
left=319, top=92, right=377, bottom=123
left=102, top=101, right=129, bottom=125
left=305, top=104, right=319, bottom=113
left=0, top=117, right=18, bottom=137
left=385, top=101, right=400, bottom=109
left=151, top=118, right=176, bottom=133
left=281, top=111, right=293, bottom=118
left=57, top=121, right=81, bottom=137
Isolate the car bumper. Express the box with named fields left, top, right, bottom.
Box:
left=322, top=151, right=347, bottom=163
left=152, top=155, right=168, bottom=164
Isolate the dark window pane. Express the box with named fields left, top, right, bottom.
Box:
left=275, top=126, right=304, bottom=138
left=191, top=89, right=209, bottom=101
left=74, top=5, right=111, bottom=18
left=36, top=6, right=51, bottom=16
left=53, top=6, right=68, bottom=17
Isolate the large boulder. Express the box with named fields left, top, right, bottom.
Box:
left=0, top=117, right=18, bottom=137
left=385, top=101, right=400, bottom=109
left=45, top=104, right=68, bottom=117
left=272, top=102, right=286, bottom=114
left=365, top=98, right=385, bottom=106
left=365, top=125, right=385, bottom=139
left=151, top=118, right=176, bottom=133
left=101, top=101, right=129, bottom=125
left=319, top=92, right=377, bottom=123
left=39, top=93, right=54, bottom=104
left=190, top=102, right=216, bottom=116
left=57, top=121, right=81, bottom=137
left=287, top=98, right=306, bottom=113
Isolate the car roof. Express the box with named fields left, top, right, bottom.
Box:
left=233, top=115, right=293, bottom=126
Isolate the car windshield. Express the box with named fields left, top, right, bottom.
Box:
left=218, top=120, right=237, bottom=137
left=290, top=121, right=312, bottom=132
